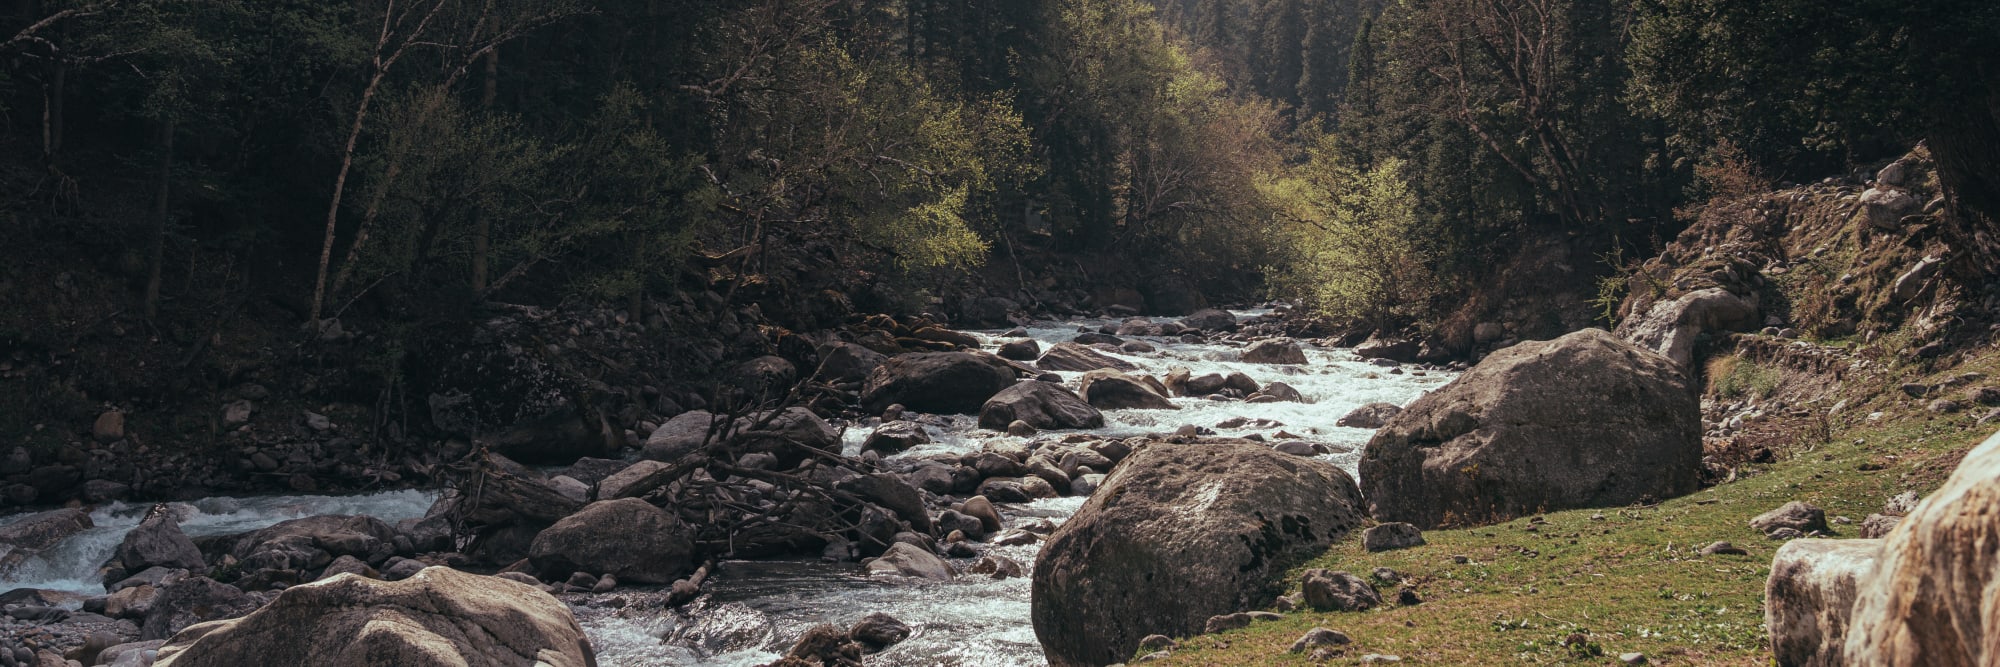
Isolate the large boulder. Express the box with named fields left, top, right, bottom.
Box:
left=1353, top=336, right=1418, bottom=362
left=1336, top=403, right=1403, bottom=429
left=815, top=341, right=887, bottom=383
left=862, top=542, right=954, bottom=580
left=1078, top=371, right=1177, bottom=410
left=1241, top=339, right=1307, bottom=364
left=0, top=508, right=93, bottom=576
left=104, top=505, right=205, bottom=583
left=1032, top=440, right=1366, bottom=667
left=861, top=352, right=1018, bottom=415
left=1767, top=539, right=1881, bottom=667
left=528, top=498, right=694, bottom=584
left=1360, top=328, right=1701, bottom=529
left=1843, top=428, right=2000, bottom=666
left=0, top=508, right=93, bottom=552
left=642, top=408, right=837, bottom=468
left=142, top=577, right=259, bottom=640
left=1036, top=343, right=1138, bottom=373
left=1178, top=309, right=1236, bottom=332
left=152, top=567, right=594, bottom=667
left=1616, top=287, right=1760, bottom=367
left=979, top=382, right=1105, bottom=431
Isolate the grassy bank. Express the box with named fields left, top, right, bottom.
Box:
left=1152, top=351, right=1993, bottom=665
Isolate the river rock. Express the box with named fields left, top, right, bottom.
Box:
left=1032, top=440, right=1365, bottom=667
left=1615, top=287, right=1760, bottom=367
left=864, top=542, right=954, bottom=580
left=93, top=411, right=126, bottom=443
left=862, top=352, right=1019, bottom=415
left=1336, top=403, right=1402, bottom=429
left=1360, top=328, right=1701, bottom=529
left=642, top=408, right=836, bottom=469
left=1843, top=428, right=2000, bottom=666
left=848, top=612, right=913, bottom=651
left=1178, top=309, right=1236, bottom=332
left=150, top=567, right=593, bottom=667
left=863, top=421, right=931, bottom=454
left=979, top=382, right=1104, bottom=431
left=596, top=460, right=675, bottom=500
left=1354, top=336, right=1418, bottom=362
left=141, top=577, right=258, bottom=641
left=1078, top=371, right=1177, bottom=410
left=528, top=498, right=694, bottom=585
left=1242, top=339, right=1307, bottom=364
left=1036, top=343, right=1138, bottom=373
left=108, top=505, right=204, bottom=579
left=1767, top=538, right=1881, bottom=667
left=999, top=339, right=1042, bottom=361
left=641, top=410, right=721, bottom=464
left=0, top=508, right=94, bottom=572
left=962, top=496, right=1003, bottom=533
left=815, top=341, right=887, bottom=383
left=837, top=474, right=932, bottom=533
left=1255, top=381, right=1304, bottom=402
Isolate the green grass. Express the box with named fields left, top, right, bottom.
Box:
left=1152, top=364, right=1991, bottom=665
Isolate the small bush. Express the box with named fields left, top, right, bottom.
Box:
left=1706, top=354, right=1779, bottom=399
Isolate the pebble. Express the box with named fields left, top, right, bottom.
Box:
left=1361, top=654, right=1402, bottom=663
left=1700, top=541, right=1748, bottom=556
left=1288, top=627, right=1350, bottom=653
left=1619, top=652, right=1648, bottom=664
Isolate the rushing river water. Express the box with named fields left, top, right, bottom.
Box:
left=580, top=312, right=1454, bottom=666
left=0, top=311, right=1451, bottom=666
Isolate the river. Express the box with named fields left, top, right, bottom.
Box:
left=0, top=311, right=1450, bottom=666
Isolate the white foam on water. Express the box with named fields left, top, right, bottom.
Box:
left=585, top=312, right=1454, bottom=666
left=0, top=489, right=437, bottom=597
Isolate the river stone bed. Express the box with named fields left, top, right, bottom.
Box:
left=575, top=312, right=1451, bottom=666
left=0, top=311, right=1451, bottom=666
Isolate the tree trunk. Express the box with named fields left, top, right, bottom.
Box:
left=145, top=119, right=174, bottom=319
left=42, top=59, right=64, bottom=161
left=1928, top=89, right=2000, bottom=233
left=311, top=66, right=389, bottom=323
left=471, top=48, right=499, bottom=294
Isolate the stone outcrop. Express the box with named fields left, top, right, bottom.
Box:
left=1360, top=328, right=1701, bottom=529
left=1036, top=343, right=1138, bottom=373
left=1843, top=429, right=2000, bottom=666
left=861, top=352, right=1018, bottom=415
left=528, top=498, right=694, bottom=584
left=152, top=566, right=594, bottom=667
left=1767, top=539, right=1880, bottom=667
left=1078, top=371, right=1177, bottom=410
left=1615, top=287, right=1760, bottom=367
left=978, top=381, right=1105, bottom=431
left=1032, top=440, right=1365, bottom=667
left=1241, top=339, right=1307, bottom=364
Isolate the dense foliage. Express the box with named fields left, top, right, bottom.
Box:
left=3, top=0, right=1993, bottom=332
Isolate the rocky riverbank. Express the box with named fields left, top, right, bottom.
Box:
left=2, top=305, right=1459, bottom=666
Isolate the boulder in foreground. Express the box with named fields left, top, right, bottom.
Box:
left=1843, top=428, right=2000, bottom=666
left=1359, top=328, right=1701, bottom=529
left=1767, top=538, right=1880, bottom=667
left=1032, top=439, right=1365, bottom=667
left=153, top=566, right=594, bottom=667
